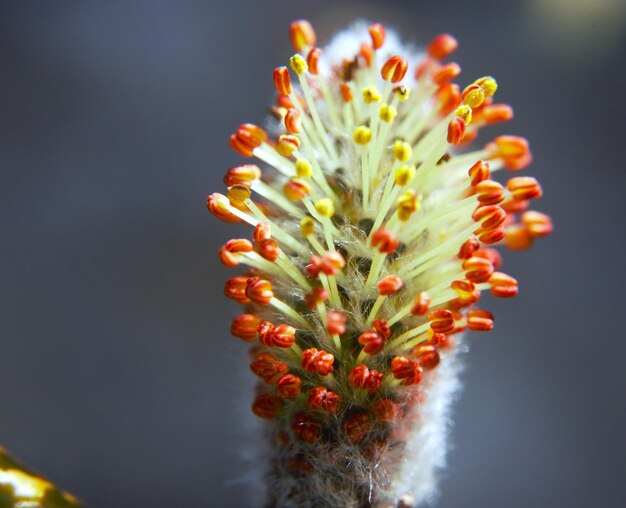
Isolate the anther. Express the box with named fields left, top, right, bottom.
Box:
left=273, top=67, right=292, bottom=96
left=295, top=158, right=312, bottom=177
left=252, top=393, right=283, bottom=419
left=391, top=356, right=423, bottom=385
left=277, top=374, right=302, bottom=398
left=372, top=399, right=401, bottom=422
left=489, top=272, right=519, bottom=298
left=307, top=387, right=340, bottom=415
left=490, top=135, right=532, bottom=170
left=458, top=238, right=480, bottom=259
left=411, top=344, right=441, bottom=370
left=447, top=117, right=466, bottom=144
left=276, top=134, right=300, bottom=157
left=506, top=177, right=542, bottom=200
left=474, top=247, right=503, bottom=269
left=394, top=165, right=416, bottom=186
left=344, top=413, right=372, bottom=443
left=462, top=83, right=486, bottom=109
left=300, top=216, right=315, bottom=237
left=381, top=56, right=408, bottom=83
left=326, top=309, right=347, bottom=335
left=475, top=180, right=505, bottom=205
left=437, top=82, right=461, bottom=115
left=231, top=313, right=261, bottom=341
left=250, top=353, right=289, bottom=384
left=253, top=222, right=271, bottom=243
left=522, top=211, right=553, bottom=237
left=314, top=197, right=335, bottom=217
left=302, top=348, right=334, bottom=376
left=371, top=228, right=399, bottom=254
left=473, top=205, right=507, bottom=230
left=392, top=140, right=413, bottom=162
left=397, top=189, right=420, bottom=221
left=468, top=160, right=490, bottom=187
left=394, top=85, right=411, bottom=101
left=354, top=125, right=372, bottom=144
left=378, top=275, right=404, bottom=295
left=434, top=62, right=461, bottom=84
left=428, top=309, right=455, bottom=333
left=292, top=413, right=321, bottom=443
left=340, top=82, right=353, bottom=102
left=362, top=86, right=382, bottom=104
left=289, top=54, right=308, bottom=75
left=224, top=275, right=251, bottom=304
left=257, top=238, right=280, bottom=262
left=207, top=193, right=241, bottom=223
left=290, top=20, right=316, bottom=51
left=349, top=365, right=383, bottom=393
left=284, top=108, right=301, bottom=134
left=481, top=104, right=513, bottom=124
left=411, top=292, right=431, bottom=316
left=467, top=309, right=494, bottom=331
left=427, top=34, right=458, bottom=61
left=369, top=23, right=386, bottom=49
left=284, top=178, right=311, bottom=201
left=463, top=256, right=494, bottom=283
left=223, top=164, right=262, bottom=187
left=245, top=276, right=274, bottom=304
left=359, top=43, right=373, bottom=67
left=379, top=103, right=397, bottom=123
left=219, top=238, right=254, bottom=267
left=475, top=76, right=498, bottom=97
left=306, top=47, right=321, bottom=74
left=304, top=287, right=329, bottom=308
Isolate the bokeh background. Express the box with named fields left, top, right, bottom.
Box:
left=1, top=0, right=625, bottom=506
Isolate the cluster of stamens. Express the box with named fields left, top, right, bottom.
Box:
left=208, top=19, right=551, bottom=505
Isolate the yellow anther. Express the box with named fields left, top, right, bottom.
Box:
left=315, top=197, right=335, bottom=217
left=295, top=158, right=313, bottom=178
left=379, top=104, right=397, bottom=123
left=276, top=134, right=300, bottom=157
left=394, top=85, right=410, bottom=101
left=397, top=190, right=421, bottom=221
left=228, top=184, right=252, bottom=206
left=354, top=126, right=372, bottom=145
left=300, top=216, right=315, bottom=237
left=394, top=164, right=416, bottom=186
left=290, top=54, right=308, bottom=75
left=362, top=86, right=382, bottom=104
left=455, top=105, right=472, bottom=125
left=462, top=84, right=485, bottom=109
left=475, top=76, right=498, bottom=97
left=392, top=140, right=412, bottom=162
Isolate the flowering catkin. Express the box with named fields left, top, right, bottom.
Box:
left=208, top=20, right=552, bottom=508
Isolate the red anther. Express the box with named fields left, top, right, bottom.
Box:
left=245, top=276, right=274, bottom=304
left=276, top=134, right=301, bottom=157
left=478, top=226, right=505, bottom=244
left=237, top=123, right=267, bottom=148
left=423, top=332, right=447, bottom=346
left=458, top=238, right=480, bottom=259
left=412, top=344, right=441, bottom=370
left=468, top=160, right=490, bottom=187
left=225, top=238, right=253, bottom=255
left=250, top=353, right=289, bottom=384
left=229, top=134, right=254, bottom=157
left=428, top=309, right=455, bottom=333
left=326, top=309, right=346, bottom=335
left=372, top=399, right=401, bottom=422
left=277, top=374, right=302, bottom=398
left=489, top=272, right=519, bottom=298
left=381, top=55, right=408, bottom=83
left=474, top=247, right=503, bottom=269
left=359, top=43, right=373, bottom=67
left=340, top=82, right=353, bottom=102
left=257, top=321, right=275, bottom=346
left=305, top=256, right=323, bottom=278
left=307, top=387, right=340, bottom=415
left=502, top=198, right=529, bottom=214
left=452, top=279, right=479, bottom=305
left=304, top=287, right=329, bottom=308
left=473, top=205, right=507, bottom=230
left=302, top=348, right=334, bottom=376
left=276, top=94, right=295, bottom=109
left=411, top=291, right=431, bottom=316
left=371, top=228, right=400, bottom=254
left=490, top=135, right=533, bottom=170
left=377, top=274, right=404, bottom=296
left=273, top=67, right=292, bottom=96
left=224, top=275, right=251, bottom=303
left=207, top=193, right=240, bottom=223
left=391, top=356, right=423, bottom=385
left=475, top=180, right=505, bottom=205
left=427, top=34, right=458, bottom=60
left=358, top=330, right=385, bottom=355
left=253, top=222, right=272, bottom=244
left=467, top=309, right=494, bottom=331
left=522, top=211, right=553, bottom=237
left=507, top=177, right=543, bottom=200
left=463, top=256, right=494, bottom=283
left=481, top=104, right=514, bottom=124
left=284, top=108, right=302, bottom=134
left=348, top=364, right=369, bottom=389
left=290, top=20, right=316, bottom=51
left=365, top=369, right=383, bottom=393
left=433, top=62, right=461, bottom=84
left=283, top=178, right=310, bottom=201
left=369, top=23, right=386, bottom=49
left=504, top=223, right=533, bottom=250
left=344, top=413, right=372, bottom=443
left=305, top=48, right=320, bottom=75
left=231, top=313, right=261, bottom=341
left=256, top=238, right=280, bottom=262
left=270, top=323, right=297, bottom=348
left=447, top=117, right=466, bottom=144
left=324, top=251, right=346, bottom=272
left=436, top=82, right=461, bottom=115
left=372, top=319, right=391, bottom=340
left=252, top=393, right=283, bottom=419
left=223, top=164, right=262, bottom=187
left=292, top=413, right=321, bottom=443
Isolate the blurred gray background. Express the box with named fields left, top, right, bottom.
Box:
left=1, top=0, right=625, bottom=506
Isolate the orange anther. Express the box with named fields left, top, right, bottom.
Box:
left=411, top=291, right=431, bottom=316
left=245, top=276, right=274, bottom=304
left=381, top=55, right=408, bottom=83
left=507, top=177, right=543, bottom=200
left=349, top=364, right=382, bottom=393
left=306, top=251, right=346, bottom=278
left=481, top=104, right=514, bottom=124
left=411, top=344, right=441, bottom=370
left=207, top=193, right=240, bottom=223
left=302, top=348, right=334, bottom=376
left=253, top=222, right=271, bottom=243
left=231, top=313, right=261, bottom=341
left=270, top=323, right=297, bottom=348
left=344, top=413, right=372, bottom=443
left=428, top=309, right=455, bottom=333
left=452, top=279, right=479, bottom=305
left=306, top=47, right=321, bottom=74
left=257, top=238, right=280, bottom=262
left=475, top=180, right=505, bottom=205
left=372, top=319, right=391, bottom=340
left=463, top=256, right=494, bottom=283
left=340, top=82, right=353, bottom=102
left=478, top=226, right=505, bottom=244
left=502, top=198, right=529, bottom=214
left=223, top=164, right=262, bottom=187
left=474, top=247, right=503, bottom=269
left=283, top=178, right=310, bottom=201
left=250, top=352, right=289, bottom=384
left=467, top=309, right=494, bottom=331
left=377, top=274, right=404, bottom=295
left=489, top=272, right=519, bottom=298
left=436, top=82, right=461, bottom=115
left=468, top=160, right=490, bottom=186
left=307, top=387, right=340, bottom=415
left=427, top=33, right=458, bottom=61
left=359, top=43, right=373, bottom=67
left=257, top=321, right=275, bottom=346
left=447, top=117, right=466, bottom=144
left=304, top=287, right=329, bottom=308
left=237, top=123, right=267, bottom=148
left=358, top=330, right=385, bottom=355
left=276, top=134, right=301, bottom=157
left=277, top=374, right=302, bottom=398
left=326, top=309, right=346, bottom=335
left=504, top=223, right=533, bottom=250
left=371, top=228, right=400, bottom=254
left=372, top=399, right=402, bottom=422
left=252, top=393, right=283, bottom=419
left=273, top=66, right=292, bottom=96
left=434, top=62, right=461, bottom=84
left=490, top=135, right=532, bottom=170
left=369, top=23, right=386, bottom=50
left=219, top=238, right=253, bottom=267
left=292, top=413, right=321, bottom=443
left=522, top=211, right=553, bottom=237
left=458, top=238, right=480, bottom=259
left=224, top=275, right=251, bottom=303
left=284, top=108, right=302, bottom=134
left=391, top=356, right=423, bottom=385
left=473, top=205, right=507, bottom=230
left=290, top=20, right=316, bottom=51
